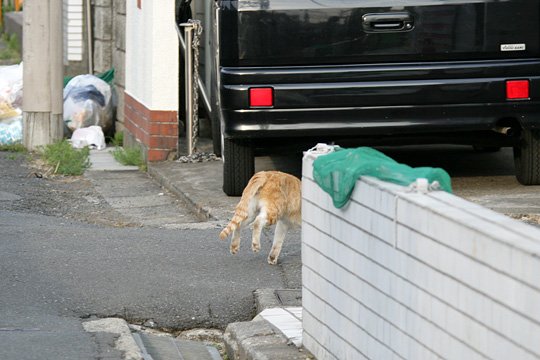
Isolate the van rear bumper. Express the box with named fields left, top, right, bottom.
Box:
left=219, top=59, right=540, bottom=138
left=222, top=103, right=540, bottom=139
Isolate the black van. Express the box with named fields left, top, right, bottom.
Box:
left=200, top=0, right=540, bottom=196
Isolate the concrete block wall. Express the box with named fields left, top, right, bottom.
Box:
left=92, top=0, right=112, bottom=73
left=111, top=0, right=126, bottom=133
left=92, top=0, right=126, bottom=133
left=301, top=154, right=540, bottom=360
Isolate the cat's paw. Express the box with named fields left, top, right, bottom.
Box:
left=230, top=245, right=239, bottom=255
left=267, top=255, right=278, bottom=265
left=251, top=242, right=260, bottom=253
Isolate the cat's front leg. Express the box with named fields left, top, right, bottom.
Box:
left=268, top=221, right=288, bottom=265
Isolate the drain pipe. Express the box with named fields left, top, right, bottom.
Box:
left=85, top=0, right=93, bottom=73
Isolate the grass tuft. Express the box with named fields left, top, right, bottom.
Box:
left=108, top=131, right=124, bottom=147
left=0, top=32, right=21, bottom=62
left=0, top=143, right=25, bottom=152
left=42, top=139, right=90, bottom=175
left=112, top=146, right=144, bottom=169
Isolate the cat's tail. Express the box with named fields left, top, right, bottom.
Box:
left=219, top=172, right=267, bottom=240
left=219, top=212, right=246, bottom=240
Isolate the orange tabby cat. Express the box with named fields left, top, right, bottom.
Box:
left=219, top=171, right=301, bottom=265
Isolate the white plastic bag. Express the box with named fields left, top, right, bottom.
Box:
left=63, top=74, right=113, bottom=132
left=0, top=63, right=23, bottom=118
left=70, top=126, right=106, bottom=150
left=0, top=115, right=23, bottom=145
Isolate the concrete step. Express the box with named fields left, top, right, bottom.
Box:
left=223, top=319, right=308, bottom=360
left=222, top=288, right=313, bottom=360
left=133, top=333, right=222, bottom=360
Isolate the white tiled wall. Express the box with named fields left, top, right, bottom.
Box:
left=302, top=154, right=540, bottom=360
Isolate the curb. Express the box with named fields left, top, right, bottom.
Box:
left=254, top=289, right=302, bottom=314
left=82, top=318, right=144, bottom=360
left=224, top=320, right=309, bottom=360
left=147, top=163, right=217, bottom=222
left=223, top=289, right=312, bottom=360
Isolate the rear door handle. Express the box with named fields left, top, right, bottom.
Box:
left=362, top=12, right=414, bottom=33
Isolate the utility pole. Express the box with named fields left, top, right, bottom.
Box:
left=23, top=0, right=63, bottom=150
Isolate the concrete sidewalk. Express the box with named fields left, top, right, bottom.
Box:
left=148, top=157, right=237, bottom=224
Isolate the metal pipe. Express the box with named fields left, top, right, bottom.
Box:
left=204, top=0, right=212, bottom=94
left=183, top=23, right=194, bottom=156
left=176, top=23, right=212, bottom=115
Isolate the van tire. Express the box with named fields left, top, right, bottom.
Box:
left=514, top=129, right=540, bottom=185
left=223, top=138, right=254, bottom=196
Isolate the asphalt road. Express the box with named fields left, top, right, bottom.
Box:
left=0, top=210, right=300, bottom=329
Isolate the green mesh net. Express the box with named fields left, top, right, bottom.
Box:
left=312, top=147, right=452, bottom=208
left=63, top=68, right=115, bottom=88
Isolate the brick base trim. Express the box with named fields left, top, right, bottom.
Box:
left=124, top=93, right=178, bottom=162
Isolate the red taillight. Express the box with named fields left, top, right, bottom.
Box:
left=249, top=87, right=274, bottom=107
left=506, top=80, right=529, bottom=100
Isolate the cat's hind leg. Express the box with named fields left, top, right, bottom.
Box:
left=229, top=226, right=242, bottom=255
left=268, top=220, right=288, bottom=265
left=230, top=214, right=255, bottom=255
left=251, top=211, right=267, bottom=253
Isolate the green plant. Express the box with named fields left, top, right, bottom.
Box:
left=112, top=146, right=144, bottom=169
left=0, top=32, right=20, bottom=61
left=0, top=143, right=25, bottom=152
left=2, top=3, right=14, bottom=13
left=110, top=131, right=124, bottom=147
left=42, top=139, right=90, bottom=175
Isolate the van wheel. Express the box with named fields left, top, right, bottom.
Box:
left=223, top=138, right=254, bottom=196
left=514, top=129, right=540, bottom=185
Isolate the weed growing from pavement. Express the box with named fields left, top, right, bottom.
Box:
left=42, top=139, right=90, bottom=175
left=109, top=131, right=124, bottom=147
left=109, top=131, right=146, bottom=170
left=112, top=144, right=145, bottom=171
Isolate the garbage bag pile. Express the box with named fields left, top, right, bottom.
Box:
left=0, top=64, right=115, bottom=149
left=0, top=63, right=23, bottom=145
left=63, top=74, right=114, bottom=133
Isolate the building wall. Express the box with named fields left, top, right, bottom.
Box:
left=124, top=0, right=179, bottom=161
left=125, top=0, right=178, bottom=110
left=301, top=153, right=540, bottom=360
